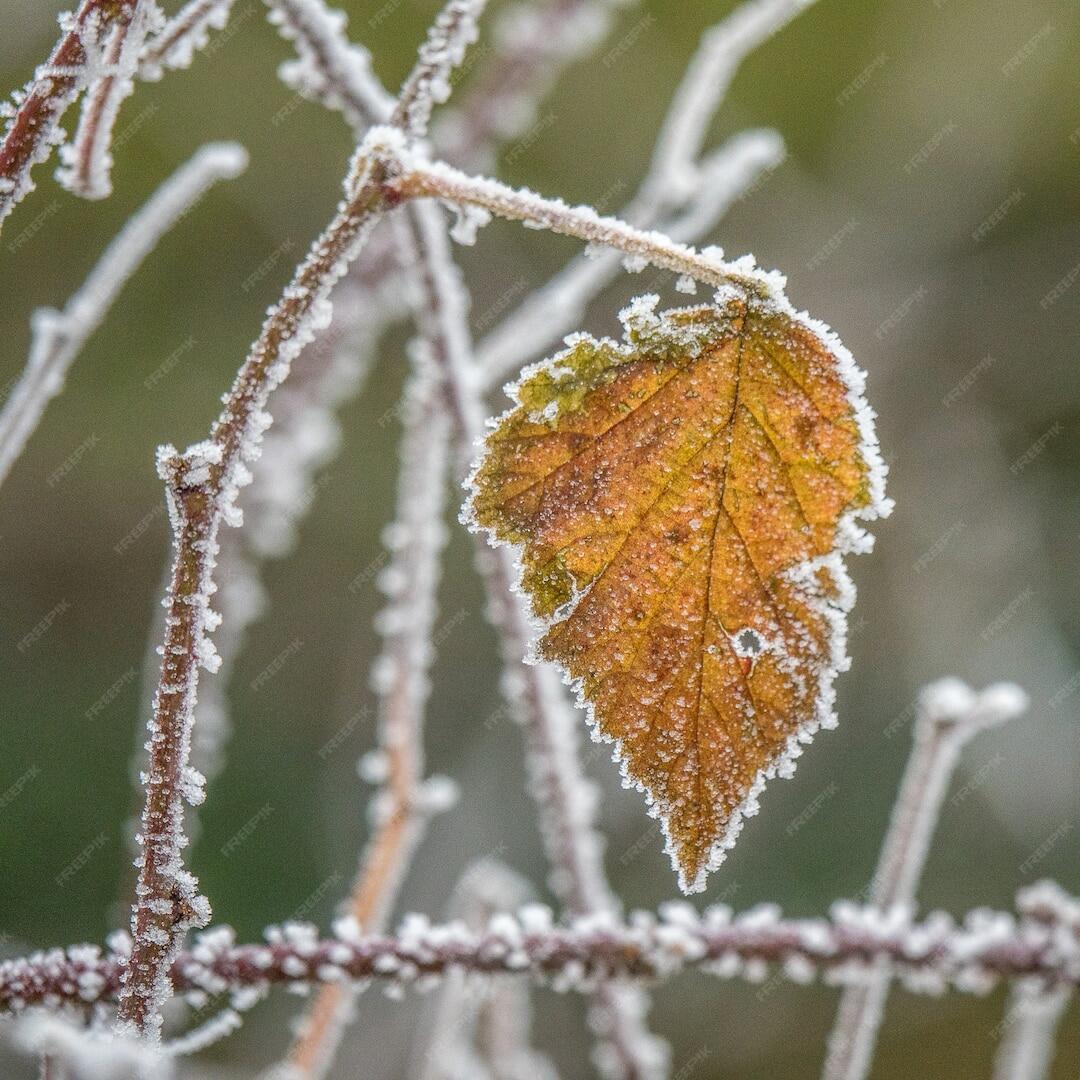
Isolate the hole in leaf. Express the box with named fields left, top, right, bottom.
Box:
left=732, top=628, right=765, bottom=658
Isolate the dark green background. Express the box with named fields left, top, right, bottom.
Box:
left=0, top=0, right=1078, bottom=1075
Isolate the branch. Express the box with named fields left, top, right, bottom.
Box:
left=823, top=680, right=1029, bottom=1080
left=389, top=0, right=486, bottom=139
left=385, top=147, right=783, bottom=299
left=115, top=125, right=402, bottom=1040
left=0, top=141, right=247, bottom=492
left=0, top=0, right=133, bottom=232
left=187, top=275, right=382, bottom=794
left=6, top=887, right=1080, bottom=1015
left=265, top=0, right=393, bottom=127
left=56, top=0, right=161, bottom=200
left=138, top=0, right=237, bottom=80
left=285, top=352, right=455, bottom=1077
left=633, top=0, right=816, bottom=214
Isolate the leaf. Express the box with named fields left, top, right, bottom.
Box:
left=466, top=292, right=890, bottom=893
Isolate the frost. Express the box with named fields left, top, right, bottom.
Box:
left=417, top=774, right=459, bottom=814
left=357, top=749, right=389, bottom=784
left=55, top=2, right=165, bottom=201
left=140, top=0, right=238, bottom=82
left=180, top=766, right=207, bottom=806
left=393, top=0, right=485, bottom=138
left=448, top=202, right=492, bottom=245
left=13, top=1012, right=171, bottom=1079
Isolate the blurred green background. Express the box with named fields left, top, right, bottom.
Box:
left=1, top=0, right=1078, bottom=1076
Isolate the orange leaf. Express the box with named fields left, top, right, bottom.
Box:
left=467, top=293, right=890, bottom=893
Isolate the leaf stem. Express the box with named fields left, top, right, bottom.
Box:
left=388, top=152, right=780, bottom=298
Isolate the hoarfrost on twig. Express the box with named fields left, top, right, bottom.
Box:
left=138, top=0, right=238, bottom=79
left=116, top=120, right=398, bottom=1040
left=385, top=146, right=785, bottom=301
left=0, top=1, right=133, bottom=231
left=4, top=889, right=1079, bottom=1015
left=56, top=0, right=164, bottom=200
left=433, top=0, right=638, bottom=170
left=390, top=0, right=488, bottom=139
left=265, top=0, right=393, bottom=129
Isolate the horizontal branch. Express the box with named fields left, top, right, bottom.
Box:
left=6, top=886, right=1079, bottom=1016
left=384, top=146, right=784, bottom=298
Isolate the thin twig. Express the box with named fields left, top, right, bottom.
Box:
left=406, top=190, right=668, bottom=1080
left=0, top=141, right=247, bottom=492
left=285, top=358, right=454, bottom=1077
left=187, top=276, right=382, bottom=797
left=56, top=0, right=160, bottom=199
left=634, top=0, right=817, bottom=214
left=7, top=889, right=1080, bottom=1015
left=822, top=680, right=1029, bottom=1080
left=387, top=148, right=782, bottom=299
left=264, top=0, right=393, bottom=127
left=389, top=0, right=486, bottom=139
left=0, top=0, right=133, bottom=232
left=138, top=0, right=237, bottom=79
left=115, top=126, right=401, bottom=1039
left=992, top=983, right=1071, bottom=1080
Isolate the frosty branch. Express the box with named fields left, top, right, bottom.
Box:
left=116, top=128, right=397, bottom=1039
left=4, top=883, right=1080, bottom=1017
left=0, top=0, right=238, bottom=232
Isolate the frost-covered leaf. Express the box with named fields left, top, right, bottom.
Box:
left=466, top=292, right=889, bottom=893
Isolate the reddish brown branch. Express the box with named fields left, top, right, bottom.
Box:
left=6, top=891, right=1080, bottom=1017
left=0, top=0, right=133, bottom=230
left=116, top=139, right=396, bottom=1038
